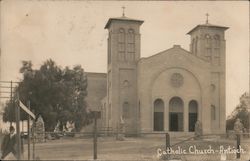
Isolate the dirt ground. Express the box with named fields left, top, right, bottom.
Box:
left=18, top=136, right=250, bottom=161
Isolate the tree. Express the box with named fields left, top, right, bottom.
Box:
left=3, top=101, right=16, bottom=123
left=226, top=92, right=250, bottom=131
left=3, top=59, right=90, bottom=131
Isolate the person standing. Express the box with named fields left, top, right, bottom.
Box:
left=1, top=126, right=17, bottom=160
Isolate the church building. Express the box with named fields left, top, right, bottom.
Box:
left=85, top=13, right=228, bottom=135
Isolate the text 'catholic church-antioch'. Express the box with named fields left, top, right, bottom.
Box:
left=85, top=14, right=228, bottom=135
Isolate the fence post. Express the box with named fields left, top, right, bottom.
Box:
left=27, top=101, right=31, bottom=160
left=236, top=134, right=240, bottom=159
left=165, top=133, right=170, bottom=149
left=21, top=133, right=24, bottom=158
left=32, top=109, right=35, bottom=160
left=93, top=112, right=97, bottom=160
left=116, top=123, right=118, bottom=140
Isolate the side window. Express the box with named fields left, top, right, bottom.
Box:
left=214, top=35, right=220, bottom=48
left=118, top=28, right=125, bottom=52
left=211, top=105, right=216, bottom=120
left=127, top=29, right=135, bottom=53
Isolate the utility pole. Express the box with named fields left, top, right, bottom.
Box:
left=15, top=92, right=21, bottom=160
left=0, top=81, right=20, bottom=158
left=0, top=81, right=19, bottom=124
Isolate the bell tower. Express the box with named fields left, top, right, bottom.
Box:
left=105, top=11, right=143, bottom=134
left=187, top=14, right=229, bottom=66
left=187, top=14, right=229, bottom=133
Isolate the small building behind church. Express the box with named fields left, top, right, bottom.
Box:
left=85, top=14, right=228, bottom=135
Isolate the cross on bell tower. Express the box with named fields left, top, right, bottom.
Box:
left=122, top=6, right=125, bottom=17
left=206, top=13, right=209, bottom=24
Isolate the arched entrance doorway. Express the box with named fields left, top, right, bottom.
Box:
left=153, top=99, right=164, bottom=131
left=169, top=97, right=184, bottom=131
left=189, top=100, right=198, bottom=131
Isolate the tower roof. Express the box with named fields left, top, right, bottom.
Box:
left=187, top=23, right=229, bottom=35
left=104, top=16, right=144, bottom=29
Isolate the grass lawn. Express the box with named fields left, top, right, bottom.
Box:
left=18, top=136, right=250, bottom=161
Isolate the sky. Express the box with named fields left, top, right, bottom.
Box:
left=0, top=0, right=249, bottom=116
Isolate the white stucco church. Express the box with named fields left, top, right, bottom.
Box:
left=86, top=13, right=228, bottom=135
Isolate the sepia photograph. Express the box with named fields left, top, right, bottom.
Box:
left=0, top=0, right=249, bottom=160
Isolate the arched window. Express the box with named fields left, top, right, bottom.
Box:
left=205, top=34, right=212, bottom=46
left=169, top=97, right=184, bottom=131
left=214, top=35, right=220, bottom=48
left=118, top=28, right=125, bottom=42
left=211, top=105, right=216, bottom=120
left=118, top=28, right=125, bottom=53
left=153, top=99, right=164, bottom=131
left=127, top=29, right=135, bottom=61
left=213, top=35, right=220, bottom=65
left=128, top=29, right=135, bottom=43
left=189, top=100, right=198, bottom=132
left=123, top=102, right=130, bottom=119
left=205, top=34, right=212, bottom=61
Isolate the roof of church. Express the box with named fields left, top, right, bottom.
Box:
left=140, top=44, right=209, bottom=64
left=86, top=72, right=106, bottom=77
left=141, top=45, right=190, bottom=60
left=104, top=16, right=144, bottom=29
left=85, top=72, right=107, bottom=110
left=187, top=23, right=229, bottom=35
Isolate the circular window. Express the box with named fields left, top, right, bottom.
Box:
left=170, top=73, right=184, bottom=88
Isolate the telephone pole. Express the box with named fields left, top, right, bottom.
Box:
left=0, top=80, right=21, bottom=159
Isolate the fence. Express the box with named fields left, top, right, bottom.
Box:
left=18, top=131, right=250, bottom=161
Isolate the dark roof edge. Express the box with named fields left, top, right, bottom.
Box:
left=86, top=72, right=107, bottom=76
left=105, top=17, right=144, bottom=29
left=187, top=24, right=229, bottom=35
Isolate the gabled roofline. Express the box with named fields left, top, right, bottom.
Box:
left=140, top=45, right=190, bottom=60
left=139, top=45, right=209, bottom=64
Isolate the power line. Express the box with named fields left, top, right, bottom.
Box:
left=0, top=86, right=12, bottom=88
left=0, top=91, right=11, bottom=93
left=0, top=97, right=11, bottom=99
left=0, top=81, right=20, bottom=102
left=0, top=81, right=19, bottom=84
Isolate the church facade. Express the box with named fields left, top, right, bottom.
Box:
left=86, top=15, right=228, bottom=134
